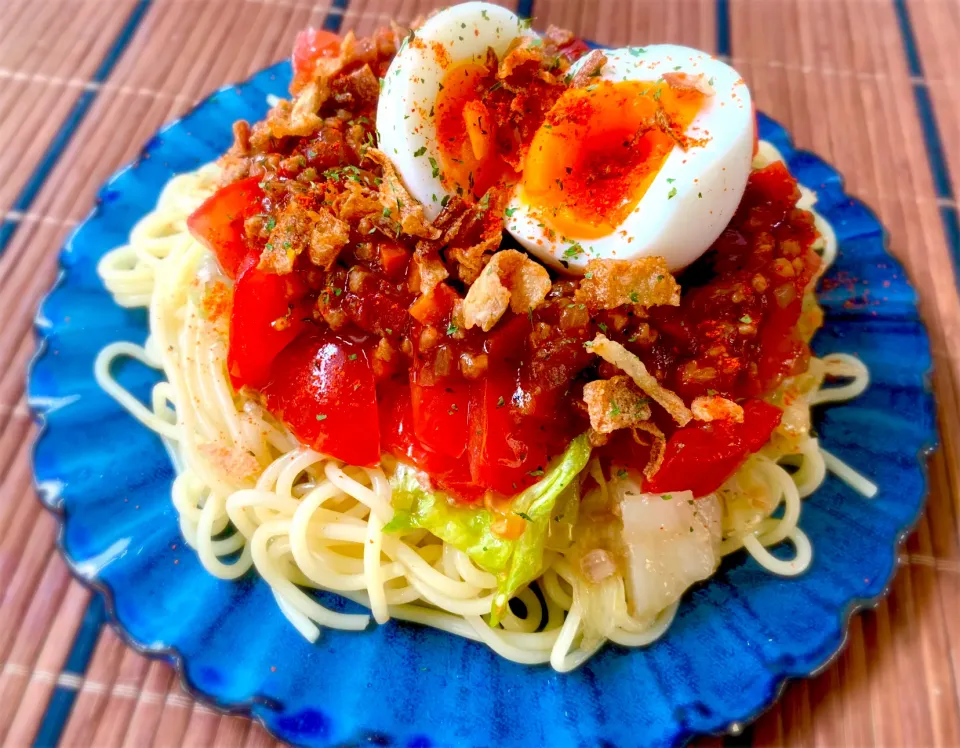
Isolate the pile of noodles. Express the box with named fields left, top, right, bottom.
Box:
left=94, top=143, right=874, bottom=671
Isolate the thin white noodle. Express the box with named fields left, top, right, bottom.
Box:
left=821, top=448, right=879, bottom=498
left=743, top=528, right=813, bottom=576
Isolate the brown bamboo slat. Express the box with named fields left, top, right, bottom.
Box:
left=0, top=0, right=958, bottom=745
left=907, top=0, right=960, bottom=195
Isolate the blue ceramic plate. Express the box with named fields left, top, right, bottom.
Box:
left=29, top=59, right=936, bottom=747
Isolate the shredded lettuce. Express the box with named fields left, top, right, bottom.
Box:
left=383, top=434, right=592, bottom=625
left=383, top=473, right=515, bottom=571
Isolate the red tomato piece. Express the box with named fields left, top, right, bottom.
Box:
left=263, top=332, right=380, bottom=466
left=410, top=377, right=469, bottom=460
left=467, top=315, right=548, bottom=496
left=291, top=28, right=341, bottom=93
left=644, top=400, right=782, bottom=497
left=557, top=37, right=592, bottom=63
left=739, top=400, right=784, bottom=452
left=379, top=380, right=481, bottom=501
left=186, top=177, right=264, bottom=279
left=227, top=253, right=311, bottom=390
left=467, top=372, right=548, bottom=495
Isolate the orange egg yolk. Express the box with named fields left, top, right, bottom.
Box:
left=521, top=79, right=706, bottom=239
left=435, top=62, right=513, bottom=199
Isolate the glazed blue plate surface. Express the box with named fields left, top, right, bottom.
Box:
left=29, top=59, right=936, bottom=747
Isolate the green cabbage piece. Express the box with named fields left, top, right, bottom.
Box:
left=383, top=434, right=592, bottom=625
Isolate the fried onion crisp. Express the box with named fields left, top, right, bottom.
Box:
left=569, top=50, right=607, bottom=88
left=632, top=421, right=667, bottom=479
left=498, top=37, right=546, bottom=80
left=582, top=375, right=652, bottom=434
left=588, top=334, right=693, bottom=426
left=365, top=148, right=440, bottom=240
left=435, top=189, right=511, bottom=284
left=258, top=200, right=350, bottom=273
left=691, top=395, right=745, bottom=423
left=577, top=258, right=681, bottom=310
left=411, top=248, right=449, bottom=296
left=463, top=249, right=551, bottom=331
left=308, top=208, right=351, bottom=269
left=258, top=201, right=310, bottom=273
left=661, top=71, right=716, bottom=96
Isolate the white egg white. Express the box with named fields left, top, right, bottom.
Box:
left=505, top=44, right=754, bottom=274
left=376, top=2, right=534, bottom=221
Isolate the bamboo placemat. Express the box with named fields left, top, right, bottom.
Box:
left=0, top=0, right=958, bottom=745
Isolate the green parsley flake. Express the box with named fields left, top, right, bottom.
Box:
left=629, top=291, right=640, bottom=303
left=667, top=186, right=677, bottom=199
left=609, top=402, right=621, bottom=418
left=515, top=511, right=532, bottom=521
left=562, top=242, right=585, bottom=259
left=413, top=146, right=427, bottom=157
left=428, top=156, right=440, bottom=178
left=446, top=322, right=458, bottom=336
left=616, top=468, right=628, bottom=479
left=629, top=47, right=646, bottom=56
left=504, top=206, right=517, bottom=217
left=740, top=314, right=753, bottom=324
left=316, top=414, right=328, bottom=422
left=527, top=469, right=544, bottom=477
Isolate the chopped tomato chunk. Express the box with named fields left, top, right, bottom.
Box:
left=467, top=316, right=548, bottom=495
left=291, top=28, right=341, bottom=93
left=186, top=177, right=264, bottom=278
left=263, top=331, right=380, bottom=466
left=644, top=400, right=782, bottom=497
left=410, top=377, right=469, bottom=460
left=379, top=379, right=480, bottom=501
left=227, top=252, right=311, bottom=390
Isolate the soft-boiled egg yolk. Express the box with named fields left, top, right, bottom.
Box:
left=376, top=2, right=534, bottom=220
left=522, top=79, right=705, bottom=240
left=434, top=62, right=513, bottom=199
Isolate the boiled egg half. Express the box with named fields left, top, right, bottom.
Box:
left=376, top=2, right=534, bottom=221
left=506, top=45, right=754, bottom=273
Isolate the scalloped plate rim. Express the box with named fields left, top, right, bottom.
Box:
left=26, top=56, right=938, bottom=747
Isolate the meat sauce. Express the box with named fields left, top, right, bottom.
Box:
left=196, top=23, right=822, bottom=502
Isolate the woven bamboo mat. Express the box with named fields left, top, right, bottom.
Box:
left=0, top=0, right=958, bottom=745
